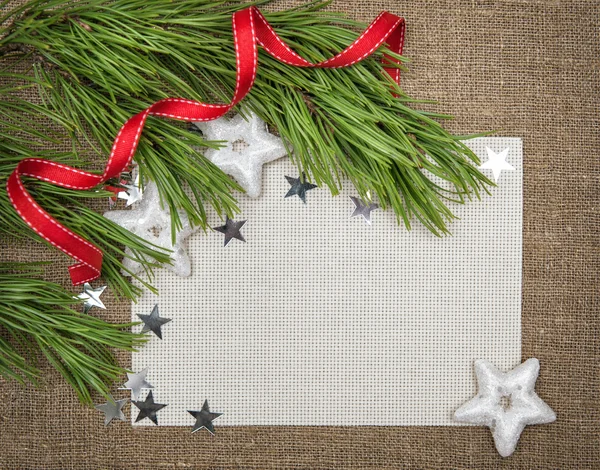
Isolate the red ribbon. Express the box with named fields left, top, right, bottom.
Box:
left=6, top=6, right=405, bottom=285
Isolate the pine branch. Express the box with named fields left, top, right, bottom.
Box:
left=0, top=263, right=146, bottom=404
left=1, top=0, right=493, bottom=236
left=0, top=72, right=175, bottom=298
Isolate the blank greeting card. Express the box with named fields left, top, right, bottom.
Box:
left=131, top=137, right=522, bottom=426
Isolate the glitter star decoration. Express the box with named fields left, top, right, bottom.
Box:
left=120, top=368, right=154, bottom=400
left=349, top=196, right=379, bottom=224
left=214, top=217, right=247, bottom=247
left=103, top=182, right=197, bottom=277
left=132, top=391, right=167, bottom=425
left=95, top=395, right=128, bottom=426
left=454, top=358, right=556, bottom=457
left=188, top=400, right=223, bottom=435
left=137, top=304, right=171, bottom=340
left=77, top=282, right=107, bottom=314
left=478, top=147, right=515, bottom=183
left=193, top=111, right=288, bottom=198
left=284, top=173, right=317, bottom=203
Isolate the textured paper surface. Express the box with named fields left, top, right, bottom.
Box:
left=131, top=137, right=522, bottom=426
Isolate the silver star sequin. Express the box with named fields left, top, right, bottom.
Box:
left=284, top=173, right=317, bottom=203
left=137, top=304, right=171, bottom=340
left=117, top=183, right=143, bottom=207
left=214, top=217, right=247, bottom=247
left=120, top=368, right=154, bottom=400
left=188, top=400, right=223, bottom=435
left=132, top=391, right=167, bottom=425
left=349, top=196, right=379, bottom=224
left=77, top=282, right=107, bottom=314
left=95, top=395, right=128, bottom=426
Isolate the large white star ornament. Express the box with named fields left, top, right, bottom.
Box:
left=478, top=147, right=515, bottom=183
left=454, top=358, right=556, bottom=457
left=193, top=111, right=288, bottom=198
left=103, top=182, right=197, bottom=277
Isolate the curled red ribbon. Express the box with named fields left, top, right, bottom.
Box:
left=6, top=6, right=405, bottom=285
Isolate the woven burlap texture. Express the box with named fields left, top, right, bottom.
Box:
left=0, top=0, right=598, bottom=468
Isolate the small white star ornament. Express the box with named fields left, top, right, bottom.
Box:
left=103, top=182, right=197, bottom=277
left=193, top=111, right=288, bottom=198
left=455, top=358, right=556, bottom=457
left=478, top=147, right=515, bottom=183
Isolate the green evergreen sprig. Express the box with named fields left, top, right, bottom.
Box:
left=0, top=0, right=494, bottom=403
left=0, top=75, right=173, bottom=299
left=1, top=0, right=493, bottom=236
left=0, top=263, right=146, bottom=403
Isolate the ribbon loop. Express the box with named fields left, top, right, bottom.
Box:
left=6, top=6, right=406, bottom=285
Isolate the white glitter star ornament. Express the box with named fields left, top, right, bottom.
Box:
left=455, top=358, right=556, bottom=457
left=103, top=182, right=197, bottom=277
left=193, top=111, right=288, bottom=198
left=478, top=147, right=515, bottom=183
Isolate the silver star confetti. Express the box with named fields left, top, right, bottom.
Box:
left=117, top=166, right=143, bottom=206
left=193, top=111, right=288, bottom=198
left=132, top=391, right=167, bottom=425
left=95, top=395, right=128, bottom=426
left=120, top=367, right=154, bottom=400
left=103, top=182, right=197, bottom=277
left=77, top=282, right=107, bottom=314
left=455, top=358, right=556, bottom=457
left=214, top=217, right=247, bottom=247
left=284, top=173, right=317, bottom=203
left=137, top=304, right=171, bottom=339
left=478, top=147, right=515, bottom=183
left=188, top=400, right=223, bottom=435
left=349, top=196, right=379, bottom=224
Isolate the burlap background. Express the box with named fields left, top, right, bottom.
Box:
left=0, top=0, right=598, bottom=468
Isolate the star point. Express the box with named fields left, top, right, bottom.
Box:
left=478, top=147, right=515, bottom=183
left=284, top=173, right=317, bottom=203
left=455, top=358, right=556, bottom=457
left=193, top=111, right=287, bottom=198
left=117, top=168, right=143, bottom=206
left=117, top=183, right=143, bottom=207
left=188, top=400, right=223, bottom=435
left=137, top=304, right=171, bottom=339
